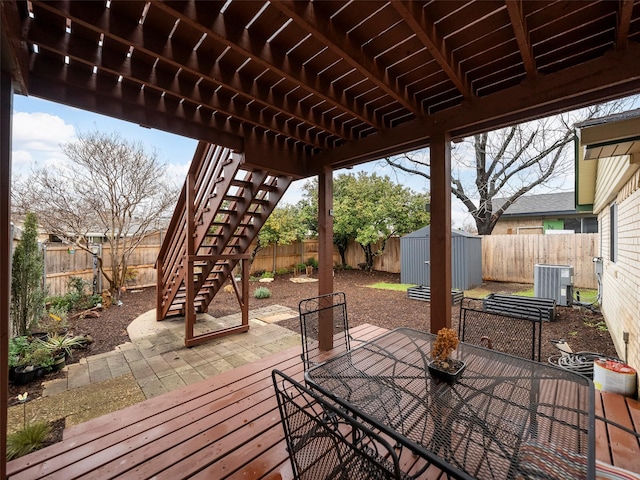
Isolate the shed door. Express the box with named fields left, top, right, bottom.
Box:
left=417, top=238, right=431, bottom=286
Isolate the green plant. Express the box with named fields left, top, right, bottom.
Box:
left=39, top=334, right=87, bottom=358
left=275, top=268, right=290, bottom=276
left=11, top=212, right=47, bottom=336
left=261, top=271, right=274, bottom=279
left=9, top=337, right=30, bottom=368
left=28, top=345, right=54, bottom=370
left=305, top=257, right=319, bottom=269
left=47, top=277, right=101, bottom=313
left=295, top=263, right=307, bottom=272
left=6, top=420, right=52, bottom=460
left=254, top=287, right=272, bottom=299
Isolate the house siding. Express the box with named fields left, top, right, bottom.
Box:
left=598, top=167, right=640, bottom=379
left=492, top=219, right=544, bottom=235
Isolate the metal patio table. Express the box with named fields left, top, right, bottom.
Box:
left=305, top=327, right=595, bottom=480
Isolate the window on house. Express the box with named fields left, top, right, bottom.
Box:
left=610, top=203, right=617, bottom=262
left=581, top=217, right=598, bottom=233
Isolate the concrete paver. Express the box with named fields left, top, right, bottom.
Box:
left=54, top=304, right=301, bottom=402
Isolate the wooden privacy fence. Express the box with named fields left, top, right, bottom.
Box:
left=482, top=233, right=599, bottom=289
left=41, top=233, right=599, bottom=296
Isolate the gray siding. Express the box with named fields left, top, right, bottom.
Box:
left=400, top=228, right=482, bottom=290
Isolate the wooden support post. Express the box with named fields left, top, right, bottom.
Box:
left=240, top=257, right=249, bottom=328
left=1, top=68, right=13, bottom=479
left=430, top=133, right=452, bottom=332
left=184, top=254, right=250, bottom=347
left=317, top=167, right=334, bottom=351
left=155, top=260, right=163, bottom=321
left=185, top=172, right=196, bottom=345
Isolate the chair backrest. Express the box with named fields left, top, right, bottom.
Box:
left=298, top=292, right=350, bottom=370
left=459, top=301, right=542, bottom=362
left=272, top=369, right=404, bottom=480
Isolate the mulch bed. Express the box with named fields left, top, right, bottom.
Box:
left=8, top=270, right=617, bottom=444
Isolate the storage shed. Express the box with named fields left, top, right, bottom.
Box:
left=401, top=227, right=482, bottom=290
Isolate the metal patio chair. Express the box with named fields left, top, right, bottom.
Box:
left=459, top=298, right=543, bottom=362
left=272, top=369, right=411, bottom=480
left=298, top=292, right=353, bottom=370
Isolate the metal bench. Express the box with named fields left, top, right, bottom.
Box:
left=483, top=293, right=557, bottom=322
left=407, top=286, right=464, bottom=305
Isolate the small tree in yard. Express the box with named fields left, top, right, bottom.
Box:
left=253, top=205, right=306, bottom=273
left=335, top=173, right=429, bottom=270
left=299, top=173, right=430, bottom=270
left=11, top=212, right=46, bottom=336
left=12, top=130, right=178, bottom=293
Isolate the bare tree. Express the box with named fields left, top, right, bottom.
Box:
left=386, top=100, right=636, bottom=234
left=12, top=130, right=178, bottom=292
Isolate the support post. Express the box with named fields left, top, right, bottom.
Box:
left=429, top=133, right=452, bottom=332
left=185, top=172, right=196, bottom=345
left=1, top=68, right=13, bottom=479
left=317, top=167, right=334, bottom=351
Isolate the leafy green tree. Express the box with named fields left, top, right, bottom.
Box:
left=11, top=212, right=46, bottom=336
left=299, top=173, right=430, bottom=270
left=255, top=205, right=306, bottom=272
left=335, top=172, right=429, bottom=270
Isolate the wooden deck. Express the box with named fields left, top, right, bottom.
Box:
left=7, top=323, right=640, bottom=479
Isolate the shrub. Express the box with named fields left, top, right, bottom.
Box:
left=261, top=271, right=274, bottom=279
left=9, top=337, right=30, bottom=368
left=6, top=421, right=52, bottom=460
left=275, top=268, right=290, bottom=276
left=305, top=257, right=319, bottom=269
left=295, top=263, right=307, bottom=272
left=11, top=212, right=46, bottom=336
left=47, top=277, right=101, bottom=313
left=254, top=287, right=272, bottom=299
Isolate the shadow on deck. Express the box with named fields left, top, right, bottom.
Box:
left=7, top=324, right=640, bottom=479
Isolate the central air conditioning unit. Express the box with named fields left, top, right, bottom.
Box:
left=534, top=264, right=574, bottom=306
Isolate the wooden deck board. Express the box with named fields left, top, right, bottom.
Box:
left=597, top=392, right=640, bottom=473
left=7, top=323, right=640, bottom=479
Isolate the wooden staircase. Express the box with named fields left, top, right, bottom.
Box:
left=156, top=142, right=291, bottom=346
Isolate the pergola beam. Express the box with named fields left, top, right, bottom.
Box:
left=152, top=1, right=374, bottom=137
left=616, top=0, right=634, bottom=50
left=392, top=1, right=472, bottom=99
left=505, top=0, right=537, bottom=79
left=33, top=2, right=347, bottom=146
left=317, top=44, right=640, bottom=171
left=272, top=1, right=420, bottom=117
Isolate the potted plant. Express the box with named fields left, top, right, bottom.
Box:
left=428, top=327, right=466, bottom=383
left=38, top=334, right=87, bottom=360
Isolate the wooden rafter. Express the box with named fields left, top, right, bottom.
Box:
left=392, top=1, right=472, bottom=100
left=318, top=43, right=640, bottom=170
left=32, top=2, right=341, bottom=149
left=153, top=1, right=376, bottom=138
left=616, top=0, right=635, bottom=50
left=272, top=1, right=420, bottom=118
left=505, top=0, right=537, bottom=78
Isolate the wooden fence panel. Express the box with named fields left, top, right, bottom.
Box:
left=42, top=233, right=599, bottom=296
left=482, top=233, right=599, bottom=288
